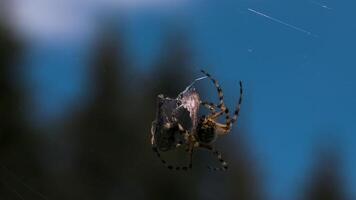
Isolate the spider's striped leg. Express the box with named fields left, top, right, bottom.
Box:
left=151, top=147, right=191, bottom=171
left=150, top=121, right=157, bottom=145
left=151, top=123, right=191, bottom=171
left=207, top=81, right=243, bottom=135
left=209, top=149, right=228, bottom=171
left=201, top=102, right=229, bottom=122
left=201, top=100, right=233, bottom=134
left=200, top=70, right=232, bottom=125
left=201, top=101, right=228, bottom=118
left=200, top=101, right=218, bottom=114
left=198, top=143, right=228, bottom=171
left=231, top=80, right=243, bottom=125
left=187, top=145, right=195, bottom=169
left=200, top=70, right=227, bottom=109
left=218, top=80, right=243, bottom=133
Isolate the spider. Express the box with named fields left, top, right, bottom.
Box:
left=151, top=70, right=243, bottom=171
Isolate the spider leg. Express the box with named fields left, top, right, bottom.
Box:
left=188, top=144, right=195, bottom=169
left=231, top=81, right=243, bottom=125
left=200, top=101, right=228, bottom=119
left=201, top=102, right=233, bottom=134
left=211, top=109, right=228, bottom=119
left=211, top=122, right=234, bottom=135
left=200, top=70, right=232, bottom=126
left=200, top=101, right=218, bottom=114
left=204, top=81, right=243, bottom=135
left=198, top=143, right=228, bottom=171
left=200, top=70, right=226, bottom=109
left=218, top=80, right=243, bottom=133
left=151, top=146, right=191, bottom=171
left=200, top=101, right=226, bottom=119
left=150, top=120, right=157, bottom=145
left=151, top=122, right=192, bottom=171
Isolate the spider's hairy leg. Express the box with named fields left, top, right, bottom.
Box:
left=219, top=80, right=243, bottom=132
left=200, top=70, right=232, bottom=125
left=201, top=101, right=233, bottom=134
left=200, top=101, right=226, bottom=119
left=151, top=146, right=191, bottom=171
left=200, top=70, right=226, bottom=109
left=209, top=149, right=228, bottom=171
left=201, top=101, right=229, bottom=119
left=207, top=81, right=243, bottom=134
left=151, top=123, right=192, bottom=171
left=187, top=144, right=195, bottom=169
left=150, top=120, right=157, bottom=145
left=198, top=143, right=228, bottom=171
left=213, top=122, right=231, bottom=135
left=200, top=101, right=218, bottom=114
left=231, top=80, right=243, bottom=125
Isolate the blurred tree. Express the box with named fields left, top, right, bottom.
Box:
left=225, top=136, right=265, bottom=200
left=58, top=24, right=137, bottom=200
left=0, top=19, right=24, bottom=137
left=149, top=32, right=195, bottom=97
left=0, top=19, right=46, bottom=200
left=303, top=150, right=347, bottom=200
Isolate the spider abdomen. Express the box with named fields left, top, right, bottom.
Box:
left=197, top=122, right=217, bottom=144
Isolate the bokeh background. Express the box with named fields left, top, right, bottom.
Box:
left=1, top=0, right=355, bottom=199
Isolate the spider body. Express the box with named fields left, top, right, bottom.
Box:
left=196, top=118, right=218, bottom=144
left=151, top=70, right=243, bottom=171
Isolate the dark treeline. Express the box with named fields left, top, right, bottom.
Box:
left=0, top=21, right=349, bottom=200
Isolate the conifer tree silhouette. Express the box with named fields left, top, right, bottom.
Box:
left=66, top=25, right=135, bottom=199
left=0, top=19, right=45, bottom=200
left=303, top=150, right=347, bottom=200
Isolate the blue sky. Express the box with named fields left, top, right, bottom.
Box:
left=6, top=0, right=356, bottom=198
